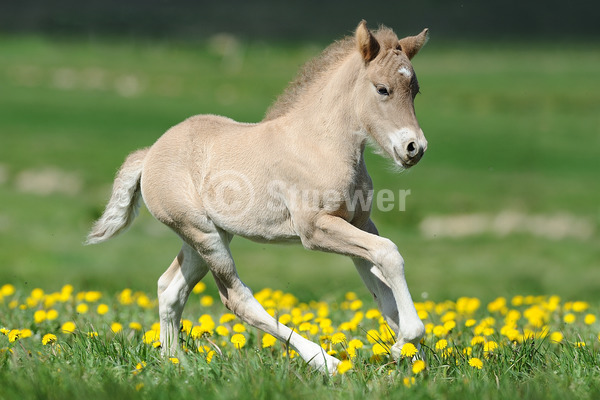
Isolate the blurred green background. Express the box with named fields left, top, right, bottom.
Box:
left=0, top=1, right=598, bottom=304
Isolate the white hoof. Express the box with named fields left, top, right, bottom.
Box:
left=308, top=352, right=341, bottom=375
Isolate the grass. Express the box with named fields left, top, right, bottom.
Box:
left=2, top=284, right=600, bottom=399
left=0, top=34, right=599, bottom=398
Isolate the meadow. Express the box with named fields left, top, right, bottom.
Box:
left=0, top=34, right=599, bottom=398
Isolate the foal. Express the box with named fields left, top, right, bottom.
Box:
left=87, top=21, right=429, bottom=373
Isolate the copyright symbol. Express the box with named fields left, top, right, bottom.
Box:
left=201, top=170, right=255, bottom=219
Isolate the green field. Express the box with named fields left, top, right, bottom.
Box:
left=1, top=35, right=599, bottom=398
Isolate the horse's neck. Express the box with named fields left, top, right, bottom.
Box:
left=279, top=54, right=367, bottom=164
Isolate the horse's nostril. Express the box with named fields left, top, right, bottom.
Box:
left=407, top=141, right=418, bottom=157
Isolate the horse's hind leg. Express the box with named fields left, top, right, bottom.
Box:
left=158, top=242, right=209, bottom=354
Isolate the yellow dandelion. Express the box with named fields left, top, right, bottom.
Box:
left=88, top=331, right=99, bottom=338
left=20, top=329, right=32, bottom=338
left=143, top=330, right=159, bottom=344
left=215, top=325, right=229, bottom=336
left=262, top=333, right=277, bottom=348
left=42, top=333, right=57, bottom=345
left=337, top=359, right=352, bottom=374
left=84, top=291, right=102, bottom=302
left=8, top=329, right=21, bottom=343
left=563, top=313, right=576, bottom=324
left=200, top=295, right=214, bottom=307
left=549, top=331, right=563, bottom=343
left=232, top=323, right=246, bottom=333
left=46, top=309, right=58, bottom=320
left=61, top=321, right=76, bottom=334
left=348, top=338, right=364, bottom=349
left=152, top=341, right=161, bottom=348
left=129, top=322, right=142, bottom=331
left=97, top=304, right=109, bottom=315
left=584, top=314, right=596, bottom=325
left=331, top=332, right=347, bottom=345
left=435, top=339, right=448, bottom=351
left=34, top=310, right=47, bottom=324
left=205, top=350, right=216, bottom=363
left=400, top=343, right=418, bottom=358
left=575, top=341, right=586, bottom=348
left=230, top=333, right=246, bottom=349
left=169, top=357, right=179, bottom=364
left=403, top=377, right=415, bottom=388
left=484, top=341, right=498, bottom=353
left=412, top=359, right=426, bottom=374
left=471, top=335, right=485, bottom=346
left=1, top=284, right=15, bottom=296
left=76, top=303, right=89, bottom=314
left=192, top=282, right=206, bottom=294
left=372, top=343, right=388, bottom=356
left=111, top=322, right=123, bottom=334
left=366, top=309, right=381, bottom=319
left=366, top=329, right=380, bottom=343
left=469, top=357, right=483, bottom=369
left=443, top=320, right=456, bottom=332
left=572, top=301, right=589, bottom=312
left=432, top=325, right=448, bottom=337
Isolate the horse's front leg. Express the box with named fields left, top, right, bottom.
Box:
left=301, top=215, right=424, bottom=360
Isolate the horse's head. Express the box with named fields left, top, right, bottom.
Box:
left=355, top=21, right=429, bottom=169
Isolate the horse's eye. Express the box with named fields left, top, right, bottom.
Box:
left=376, top=85, right=389, bottom=96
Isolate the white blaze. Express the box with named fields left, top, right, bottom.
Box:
left=398, top=66, right=412, bottom=78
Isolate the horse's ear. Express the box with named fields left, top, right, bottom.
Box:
left=398, top=28, right=429, bottom=60
left=356, top=20, right=380, bottom=62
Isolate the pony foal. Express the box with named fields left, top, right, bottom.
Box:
left=87, top=21, right=429, bottom=373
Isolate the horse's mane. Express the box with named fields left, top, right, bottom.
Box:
left=263, top=26, right=399, bottom=122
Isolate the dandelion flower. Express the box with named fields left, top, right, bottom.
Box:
left=366, top=309, right=381, bottom=319
left=262, top=333, right=277, bottom=348
left=469, top=357, right=483, bottom=369
left=400, top=343, right=418, bottom=358
left=42, top=333, right=57, bottom=345
left=575, top=341, right=586, bottom=348
left=21, top=329, right=32, bottom=338
left=215, top=325, right=229, bottom=336
left=88, top=331, right=98, bottom=338
left=563, top=313, right=576, bottom=324
left=484, top=341, right=498, bottom=353
left=61, top=321, right=76, bottom=334
left=200, top=295, right=214, bottom=307
left=231, top=333, right=246, bottom=349
left=46, top=309, right=59, bottom=320
left=33, top=309, right=46, bottom=324
left=412, top=359, right=426, bottom=374
left=169, top=357, right=179, bottom=364
left=219, top=313, right=236, bottom=324
left=143, top=330, right=159, bottom=344
left=348, top=339, right=364, bottom=349
left=403, top=377, right=415, bottom=388
left=8, top=329, right=21, bottom=343
left=550, top=331, right=563, bottom=343
left=337, top=359, right=352, bottom=374
left=1, top=284, right=15, bottom=296
left=111, top=322, right=123, bottom=334
left=76, top=303, right=89, bottom=314
left=95, top=303, right=109, bottom=315
left=372, top=343, right=388, bottom=356
left=232, top=323, right=246, bottom=333
left=435, top=339, right=448, bottom=351
left=192, top=282, right=206, bottom=294
left=331, top=332, right=347, bottom=345
left=584, top=314, right=596, bottom=325
left=129, top=322, right=142, bottom=331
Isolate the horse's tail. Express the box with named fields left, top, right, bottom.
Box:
left=85, top=147, right=149, bottom=245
